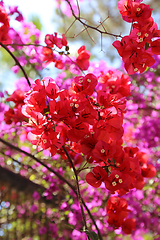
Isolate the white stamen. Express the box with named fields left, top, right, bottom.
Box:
left=101, top=149, right=105, bottom=153
left=75, top=104, right=79, bottom=108
left=112, top=181, right=117, bottom=186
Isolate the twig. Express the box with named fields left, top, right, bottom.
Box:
left=62, top=145, right=89, bottom=238
left=65, top=0, right=122, bottom=38
left=0, top=42, right=31, bottom=87
left=64, top=19, right=77, bottom=35
left=4, top=43, right=85, bottom=74
left=75, top=0, right=80, bottom=18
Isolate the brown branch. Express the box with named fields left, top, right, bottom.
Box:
left=0, top=137, right=103, bottom=240
left=76, top=0, right=80, bottom=18
left=65, top=0, right=122, bottom=38
left=97, top=16, right=110, bottom=29
left=85, top=25, right=96, bottom=44
left=0, top=42, right=31, bottom=87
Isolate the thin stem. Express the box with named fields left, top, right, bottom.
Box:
left=64, top=19, right=77, bottom=35
left=129, top=20, right=134, bottom=35
left=4, top=43, right=85, bottom=74
left=4, top=43, right=49, bottom=49
left=77, top=161, right=88, bottom=174
left=62, top=145, right=89, bottom=235
left=64, top=53, right=85, bottom=74
left=0, top=42, right=31, bottom=87
left=76, top=0, right=80, bottom=17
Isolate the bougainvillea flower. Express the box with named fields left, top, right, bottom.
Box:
left=118, top=0, right=152, bottom=24
left=67, top=119, right=89, bottom=142
left=98, top=70, right=131, bottom=97
left=106, top=196, right=129, bottom=228
left=0, top=5, right=11, bottom=44
left=4, top=107, right=25, bottom=124
left=107, top=211, right=127, bottom=228
left=122, top=218, right=136, bottom=234
left=141, top=163, right=156, bottom=178
left=106, top=196, right=128, bottom=213
left=6, top=89, right=25, bottom=107
left=45, top=82, right=59, bottom=99
left=104, top=170, right=131, bottom=193
left=79, top=105, right=98, bottom=125
left=76, top=45, right=90, bottom=70
left=136, top=151, right=148, bottom=165
left=135, top=175, right=145, bottom=190
left=92, top=140, right=116, bottom=162
left=80, top=132, right=98, bottom=157
left=70, top=73, right=97, bottom=96
left=113, top=35, right=155, bottom=74
left=151, top=39, right=160, bottom=55
left=86, top=166, right=108, bottom=188
left=45, top=32, right=67, bottom=49
left=41, top=47, right=56, bottom=67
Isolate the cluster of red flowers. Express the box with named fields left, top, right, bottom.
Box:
left=20, top=70, right=131, bottom=161
left=85, top=146, right=156, bottom=196
left=45, top=33, right=68, bottom=49
left=11, top=66, right=155, bottom=234
left=106, top=196, right=136, bottom=234
left=113, top=0, right=160, bottom=74
left=41, top=32, right=68, bottom=69
left=0, top=3, right=11, bottom=44
left=41, top=35, right=91, bottom=71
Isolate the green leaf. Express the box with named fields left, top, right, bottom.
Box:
left=85, top=230, right=99, bottom=240
left=108, top=159, right=111, bottom=164
left=145, top=42, right=149, bottom=50
left=65, top=46, right=69, bottom=51
left=112, top=158, right=116, bottom=165
left=59, top=51, right=64, bottom=55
